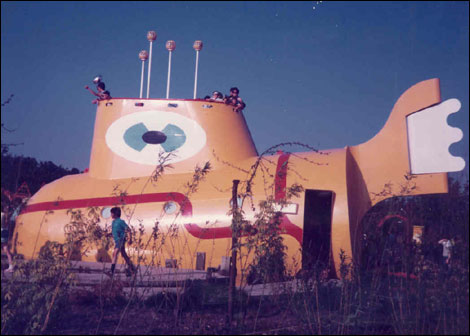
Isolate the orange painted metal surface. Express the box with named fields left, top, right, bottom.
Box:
left=13, top=79, right=457, bottom=278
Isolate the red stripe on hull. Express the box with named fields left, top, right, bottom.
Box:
left=275, top=153, right=290, bottom=200
left=184, top=153, right=304, bottom=244
left=21, top=192, right=193, bottom=216
left=22, top=154, right=303, bottom=244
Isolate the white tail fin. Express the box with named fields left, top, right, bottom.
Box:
left=407, top=98, right=465, bottom=174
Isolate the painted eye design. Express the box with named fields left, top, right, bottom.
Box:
left=123, top=122, right=186, bottom=152
left=106, top=111, right=206, bottom=165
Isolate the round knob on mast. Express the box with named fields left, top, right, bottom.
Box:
left=139, top=50, right=149, bottom=61
left=166, top=40, right=176, bottom=51
left=193, top=40, right=203, bottom=51
left=147, top=30, right=157, bottom=42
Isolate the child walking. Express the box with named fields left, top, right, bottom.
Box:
left=109, top=207, right=135, bottom=276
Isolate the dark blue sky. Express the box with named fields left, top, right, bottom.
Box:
left=1, top=1, right=468, bottom=178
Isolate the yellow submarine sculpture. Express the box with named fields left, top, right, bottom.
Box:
left=13, top=60, right=465, bottom=278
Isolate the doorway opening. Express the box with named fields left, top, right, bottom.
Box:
left=302, top=190, right=333, bottom=271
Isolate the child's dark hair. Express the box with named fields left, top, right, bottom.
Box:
left=97, top=82, right=106, bottom=90
left=110, top=207, right=121, bottom=218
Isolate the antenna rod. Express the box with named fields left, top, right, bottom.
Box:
left=166, top=40, right=175, bottom=99
left=139, top=50, right=148, bottom=98
left=193, top=40, right=203, bottom=99
left=146, top=31, right=157, bottom=98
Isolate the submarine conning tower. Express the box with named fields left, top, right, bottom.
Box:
left=88, top=99, right=258, bottom=179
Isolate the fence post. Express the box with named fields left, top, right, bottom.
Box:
left=228, top=179, right=240, bottom=325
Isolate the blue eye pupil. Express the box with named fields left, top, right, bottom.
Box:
left=142, top=131, right=167, bottom=144
left=123, top=123, right=186, bottom=152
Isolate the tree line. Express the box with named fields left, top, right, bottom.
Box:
left=1, top=151, right=80, bottom=198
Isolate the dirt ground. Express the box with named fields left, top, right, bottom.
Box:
left=46, top=302, right=312, bottom=335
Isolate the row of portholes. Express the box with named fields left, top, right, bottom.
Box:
left=100, top=198, right=241, bottom=219
left=100, top=201, right=179, bottom=219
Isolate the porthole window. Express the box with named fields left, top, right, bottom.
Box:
left=164, top=201, right=178, bottom=214
left=101, top=207, right=112, bottom=219
left=229, top=196, right=243, bottom=208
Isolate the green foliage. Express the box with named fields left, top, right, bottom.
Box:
left=283, top=242, right=468, bottom=335
left=38, top=240, right=66, bottom=261
left=184, top=161, right=212, bottom=195
left=241, top=183, right=304, bottom=285
left=65, top=207, right=111, bottom=260
left=245, top=199, right=288, bottom=284
left=336, top=248, right=468, bottom=334
left=1, top=257, right=74, bottom=334
left=1, top=152, right=79, bottom=197
left=284, top=177, right=469, bottom=335
left=1, top=207, right=99, bottom=334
